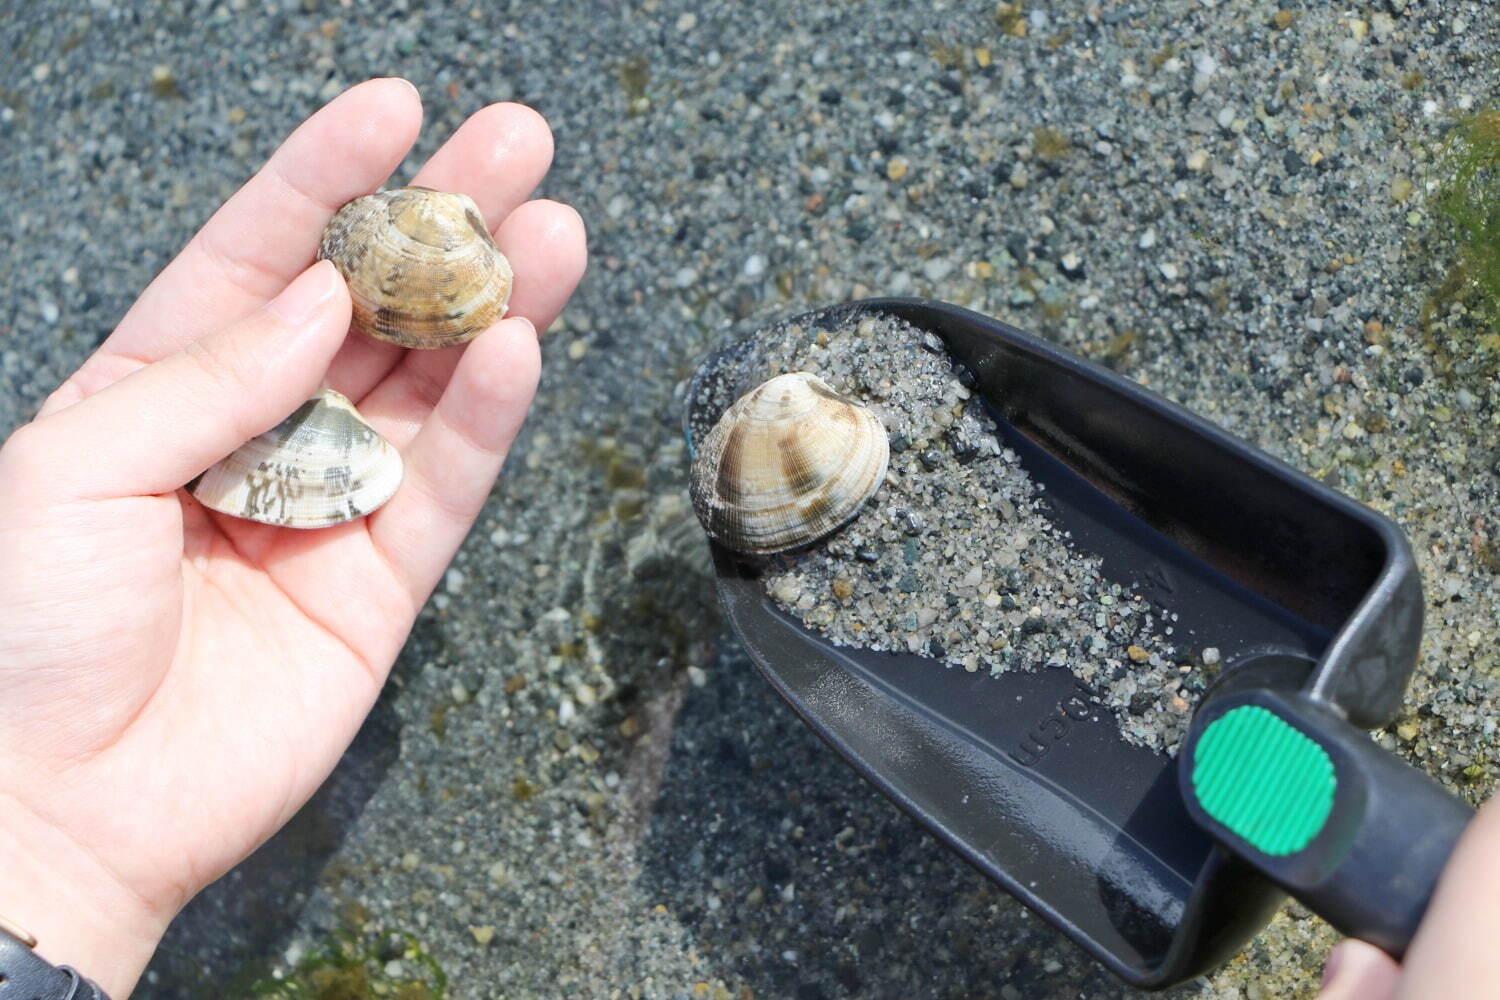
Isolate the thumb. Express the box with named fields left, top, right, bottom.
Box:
left=32, top=260, right=351, bottom=500
left=1318, top=939, right=1400, bottom=1000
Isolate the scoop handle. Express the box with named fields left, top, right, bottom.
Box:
left=1178, top=688, right=1473, bottom=958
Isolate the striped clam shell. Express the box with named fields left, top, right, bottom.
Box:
left=318, top=186, right=513, bottom=349
left=690, top=372, right=889, bottom=554
left=190, top=388, right=403, bottom=528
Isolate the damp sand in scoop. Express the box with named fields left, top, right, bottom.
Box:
left=711, top=310, right=1209, bottom=753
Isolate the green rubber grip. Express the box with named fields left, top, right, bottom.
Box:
left=1189, top=705, right=1337, bottom=856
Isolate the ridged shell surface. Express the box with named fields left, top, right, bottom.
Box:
left=318, top=186, right=513, bottom=349
left=191, top=388, right=404, bottom=528
left=690, top=372, right=889, bottom=554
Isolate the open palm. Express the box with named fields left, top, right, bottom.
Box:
left=0, top=79, right=585, bottom=996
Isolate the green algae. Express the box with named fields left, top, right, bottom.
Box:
left=235, top=924, right=447, bottom=1000
left=1424, top=108, right=1500, bottom=377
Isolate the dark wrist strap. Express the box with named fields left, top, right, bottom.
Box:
left=0, top=917, right=111, bottom=1000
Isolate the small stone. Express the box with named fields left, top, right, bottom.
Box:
left=1185, top=149, right=1210, bottom=172
left=1272, top=9, right=1296, bottom=30
left=445, top=568, right=466, bottom=594
left=832, top=576, right=854, bottom=600
left=567, top=338, right=589, bottom=360
left=150, top=65, right=179, bottom=99
left=1127, top=645, right=1150, bottom=663
left=675, top=11, right=697, bottom=30
left=1390, top=177, right=1414, bottom=203
left=1348, top=17, right=1368, bottom=40
left=1202, top=647, right=1222, bottom=666
left=1159, top=262, right=1180, bottom=281
left=1059, top=251, right=1084, bottom=279
left=400, top=851, right=421, bottom=872
left=469, top=925, right=495, bottom=945
left=1396, top=721, right=1419, bottom=742
left=886, top=157, right=910, bottom=181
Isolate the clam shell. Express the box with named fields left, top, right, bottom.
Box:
left=318, top=186, right=514, bottom=349
left=190, top=388, right=403, bottom=528
left=690, top=372, right=889, bottom=554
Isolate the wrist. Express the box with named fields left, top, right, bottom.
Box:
left=0, top=794, right=171, bottom=999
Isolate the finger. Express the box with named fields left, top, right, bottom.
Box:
left=1317, top=940, right=1400, bottom=1000
left=38, top=79, right=422, bottom=417
left=367, top=316, right=540, bottom=605
left=323, top=104, right=560, bottom=404
left=28, top=262, right=350, bottom=499
left=343, top=199, right=587, bottom=447
left=1396, top=795, right=1500, bottom=997
left=409, top=102, right=554, bottom=229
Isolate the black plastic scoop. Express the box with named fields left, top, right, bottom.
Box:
left=682, top=299, right=1474, bottom=989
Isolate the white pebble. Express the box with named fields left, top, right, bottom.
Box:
left=743, top=254, right=766, bottom=277
left=39, top=301, right=60, bottom=325
left=674, top=267, right=699, bottom=288
left=444, top=568, right=466, bottom=594
left=1202, top=647, right=1221, bottom=666
left=1138, top=228, right=1157, bottom=250
left=923, top=258, right=954, bottom=282
left=1159, top=262, right=1180, bottom=281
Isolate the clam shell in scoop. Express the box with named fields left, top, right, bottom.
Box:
left=190, top=388, right=403, bottom=528
left=318, top=186, right=514, bottom=349
left=690, top=371, right=890, bottom=554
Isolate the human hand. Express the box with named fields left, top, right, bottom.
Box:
left=0, top=78, right=585, bottom=996
left=1318, top=794, right=1500, bottom=999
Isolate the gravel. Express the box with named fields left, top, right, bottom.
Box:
left=2, top=1, right=1497, bottom=998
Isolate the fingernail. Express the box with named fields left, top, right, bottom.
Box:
left=513, top=315, right=538, bottom=339
left=267, top=261, right=339, bottom=326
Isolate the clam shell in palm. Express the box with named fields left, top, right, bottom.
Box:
left=690, top=371, right=889, bottom=555
left=318, top=186, right=513, bottom=349
left=190, top=388, right=403, bottom=528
